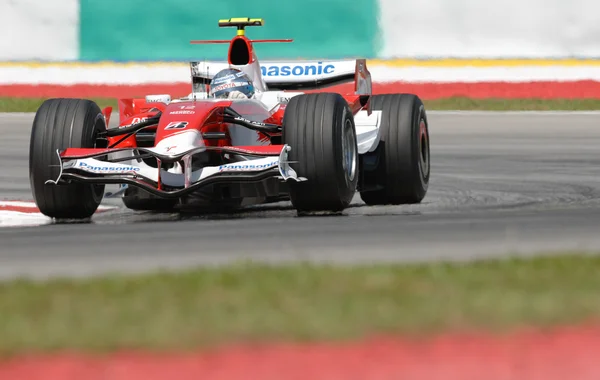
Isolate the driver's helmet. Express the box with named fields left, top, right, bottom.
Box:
left=209, top=68, right=255, bottom=99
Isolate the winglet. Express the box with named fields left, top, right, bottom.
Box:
left=354, top=59, right=373, bottom=115
left=192, top=18, right=292, bottom=44
left=354, top=59, right=372, bottom=97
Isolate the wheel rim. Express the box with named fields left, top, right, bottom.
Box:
left=342, top=118, right=357, bottom=182
left=419, top=118, right=430, bottom=180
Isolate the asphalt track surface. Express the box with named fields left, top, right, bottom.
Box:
left=1, top=111, right=600, bottom=280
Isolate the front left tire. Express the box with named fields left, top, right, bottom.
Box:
left=29, top=98, right=107, bottom=219
left=282, top=92, right=359, bottom=213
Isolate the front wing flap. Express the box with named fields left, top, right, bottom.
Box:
left=45, top=144, right=305, bottom=199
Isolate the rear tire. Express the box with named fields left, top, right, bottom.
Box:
left=359, top=94, right=430, bottom=205
left=282, top=93, right=358, bottom=213
left=29, top=98, right=108, bottom=219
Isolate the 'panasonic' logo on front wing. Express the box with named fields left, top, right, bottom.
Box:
left=218, top=161, right=277, bottom=172
left=77, top=162, right=140, bottom=172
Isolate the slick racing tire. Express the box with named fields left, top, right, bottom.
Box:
left=122, top=187, right=178, bottom=212
left=359, top=94, right=430, bottom=205
left=282, top=93, right=358, bottom=213
left=29, top=98, right=108, bottom=219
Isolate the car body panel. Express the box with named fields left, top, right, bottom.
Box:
left=46, top=17, right=382, bottom=208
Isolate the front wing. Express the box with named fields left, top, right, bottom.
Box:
left=45, top=144, right=305, bottom=199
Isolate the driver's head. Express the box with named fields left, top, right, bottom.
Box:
left=209, top=68, right=255, bottom=99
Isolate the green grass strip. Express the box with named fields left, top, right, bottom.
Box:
left=1, top=253, right=600, bottom=355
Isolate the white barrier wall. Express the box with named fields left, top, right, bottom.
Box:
left=378, top=0, right=600, bottom=58
left=0, top=0, right=78, bottom=61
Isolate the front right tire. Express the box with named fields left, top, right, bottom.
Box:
left=282, top=93, right=359, bottom=213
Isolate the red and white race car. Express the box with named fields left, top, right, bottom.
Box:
left=29, top=17, right=430, bottom=218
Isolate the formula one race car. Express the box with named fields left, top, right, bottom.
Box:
left=29, top=17, right=430, bottom=219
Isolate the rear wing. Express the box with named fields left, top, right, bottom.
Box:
left=190, top=59, right=371, bottom=94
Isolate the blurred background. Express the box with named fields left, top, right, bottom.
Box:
left=2, top=0, right=600, bottom=101
left=1, top=0, right=599, bottom=61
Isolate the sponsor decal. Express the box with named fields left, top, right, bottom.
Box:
left=234, top=116, right=266, bottom=127
left=212, top=74, right=235, bottom=84
left=164, top=121, right=189, bottom=130
left=146, top=94, right=171, bottom=103
left=62, top=160, right=76, bottom=169
left=170, top=110, right=195, bottom=115
left=165, top=146, right=177, bottom=153
left=119, top=117, right=148, bottom=128
left=76, top=161, right=140, bottom=173
left=169, top=105, right=196, bottom=115
left=218, top=160, right=278, bottom=172
left=211, top=81, right=251, bottom=94
left=260, top=62, right=335, bottom=77
left=212, top=82, right=237, bottom=92
left=212, top=71, right=248, bottom=85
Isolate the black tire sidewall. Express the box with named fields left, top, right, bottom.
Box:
left=282, top=93, right=358, bottom=212
left=29, top=98, right=107, bottom=218
left=415, top=103, right=430, bottom=193
left=361, top=93, right=430, bottom=204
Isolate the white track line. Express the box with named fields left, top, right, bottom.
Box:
left=0, top=200, right=116, bottom=210
left=0, top=210, right=51, bottom=227
left=0, top=201, right=118, bottom=228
